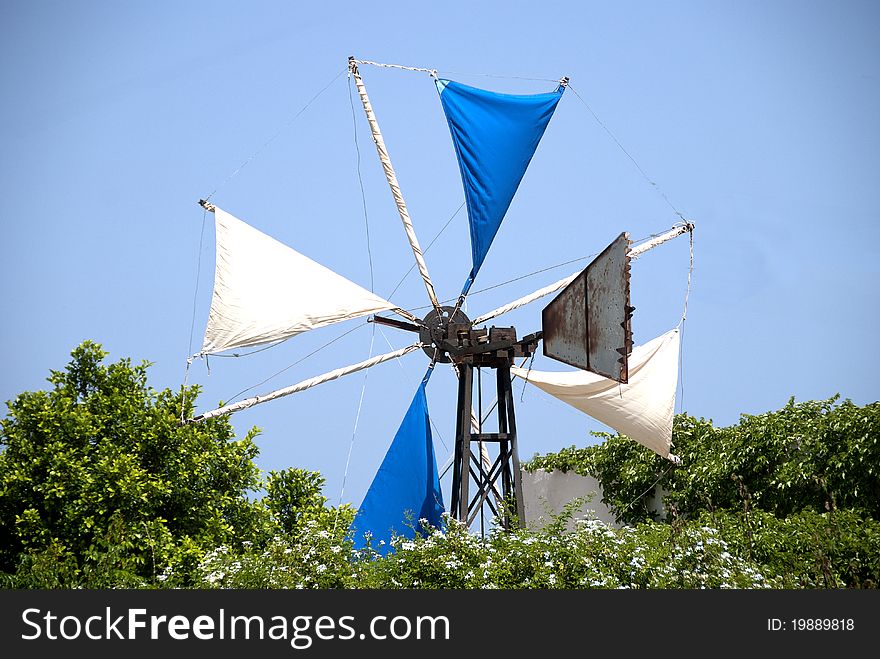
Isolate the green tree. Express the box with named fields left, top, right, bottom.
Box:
left=265, top=467, right=354, bottom=535
left=0, top=341, right=268, bottom=586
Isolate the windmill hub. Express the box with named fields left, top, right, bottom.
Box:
left=419, top=306, right=471, bottom=363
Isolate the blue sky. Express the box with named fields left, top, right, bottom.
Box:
left=2, top=0, right=878, bottom=510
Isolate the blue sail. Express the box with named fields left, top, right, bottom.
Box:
left=351, top=369, right=444, bottom=555
left=437, top=78, right=565, bottom=293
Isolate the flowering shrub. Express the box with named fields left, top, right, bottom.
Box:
left=193, top=519, right=355, bottom=589
left=188, top=514, right=777, bottom=590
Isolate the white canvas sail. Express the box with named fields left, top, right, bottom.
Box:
left=511, top=329, right=680, bottom=460
left=200, top=207, right=396, bottom=355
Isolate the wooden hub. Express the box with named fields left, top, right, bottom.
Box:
left=418, top=306, right=471, bottom=363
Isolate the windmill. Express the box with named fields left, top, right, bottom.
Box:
left=185, top=57, right=693, bottom=552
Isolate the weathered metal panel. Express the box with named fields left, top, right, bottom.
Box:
left=586, top=232, right=632, bottom=381
left=542, top=232, right=632, bottom=382
left=542, top=270, right=588, bottom=370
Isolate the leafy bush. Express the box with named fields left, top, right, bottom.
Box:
left=525, top=396, right=880, bottom=524
left=697, top=509, right=880, bottom=588
left=524, top=396, right=880, bottom=588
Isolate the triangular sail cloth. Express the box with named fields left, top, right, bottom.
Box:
left=351, top=370, right=445, bottom=555
left=437, top=79, right=565, bottom=292
left=512, top=329, right=680, bottom=460
left=201, top=207, right=396, bottom=355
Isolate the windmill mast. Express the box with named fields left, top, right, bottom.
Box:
left=372, top=308, right=542, bottom=529
left=450, top=328, right=541, bottom=530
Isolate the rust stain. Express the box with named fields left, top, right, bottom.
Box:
left=542, top=232, right=632, bottom=382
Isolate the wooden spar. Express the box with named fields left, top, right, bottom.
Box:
left=187, top=343, right=423, bottom=423
left=472, top=222, right=695, bottom=325
left=628, top=221, right=695, bottom=260
left=347, top=56, right=442, bottom=316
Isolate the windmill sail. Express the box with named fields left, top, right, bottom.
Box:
left=350, top=369, right=445, bottom=555
left=200, top=207, right=396, bottom=355
left=511, top=329, right=681, bottom=460
left=437, top=78, right=565, bottom=293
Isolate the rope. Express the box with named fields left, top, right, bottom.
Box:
left=678, top=226, right=694, bottom=327
left=182, top=207, right=209, bottom=421
left=221, top=323, right=366, bottom=405
left=335, top=80, right=380, bottom=514
left=620, top=463, right=676, bottom=515
left=354, top=58, right=437, bottom=78
left=335, top=79, right=382, bottom=515
left=401, top=251, right=599, bottom=316
left=470, top=222, right=693, bottom=325
left=353, top=58, right=564, bottom=84
left=392, top=229, right=693, bottom=322
left=201, top=338, right=292, bottom=359
left=203, top=67, right=347, bottom=203
left=677, top=227, right=695, bottom=414
left=348, top=69, right=375, bottom=293
left=181, top=358, right=192, bottom=424
left=337, top=324, right=376, bottom=511
left=190, top=343, right=424, bottom=422
left=471, top=252, right=596, bottom=297
left=568, top=83, right=687, bottom=223
left=187, top=208, right=209, bottom=359
left=471, top=271, right=579, bottom=326
left=376, top=326, right=448, bottom=452
left=520, top=352, right=536, bottom=403
left=386, top=202, right=465, bottom=300
left=439, top=70, right=564, bottom=83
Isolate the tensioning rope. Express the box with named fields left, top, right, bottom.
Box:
left=376, top=326, right=448, bottom=453
left=220, top=323, right=366, bottom=406
left=352, top=59, right=438, bottom=78
left=184, top=66, right=350, bottom=416
left=354, top=58, right=563, bottom=83
left=202, top=67, right=347, bottom=204
left=620, top=463, right=676, bottom=516
left=181, top=206, right=210, bottom=421
left=676, top=227, right=695, bottom=414
left=337, top=323, right=376, bottom=516
left=349, top=67, right=375, bottom=293
left=567, top=83, right=688, bottom=224
left=190, top=343, right=424, bottom=422
left=385, top=202, right=465, bottom=301
left=336, top=67, right=385, bottom=513
left=568, top=82, right=697, bottom=411
left=393, top=222, right=690, bottom=318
